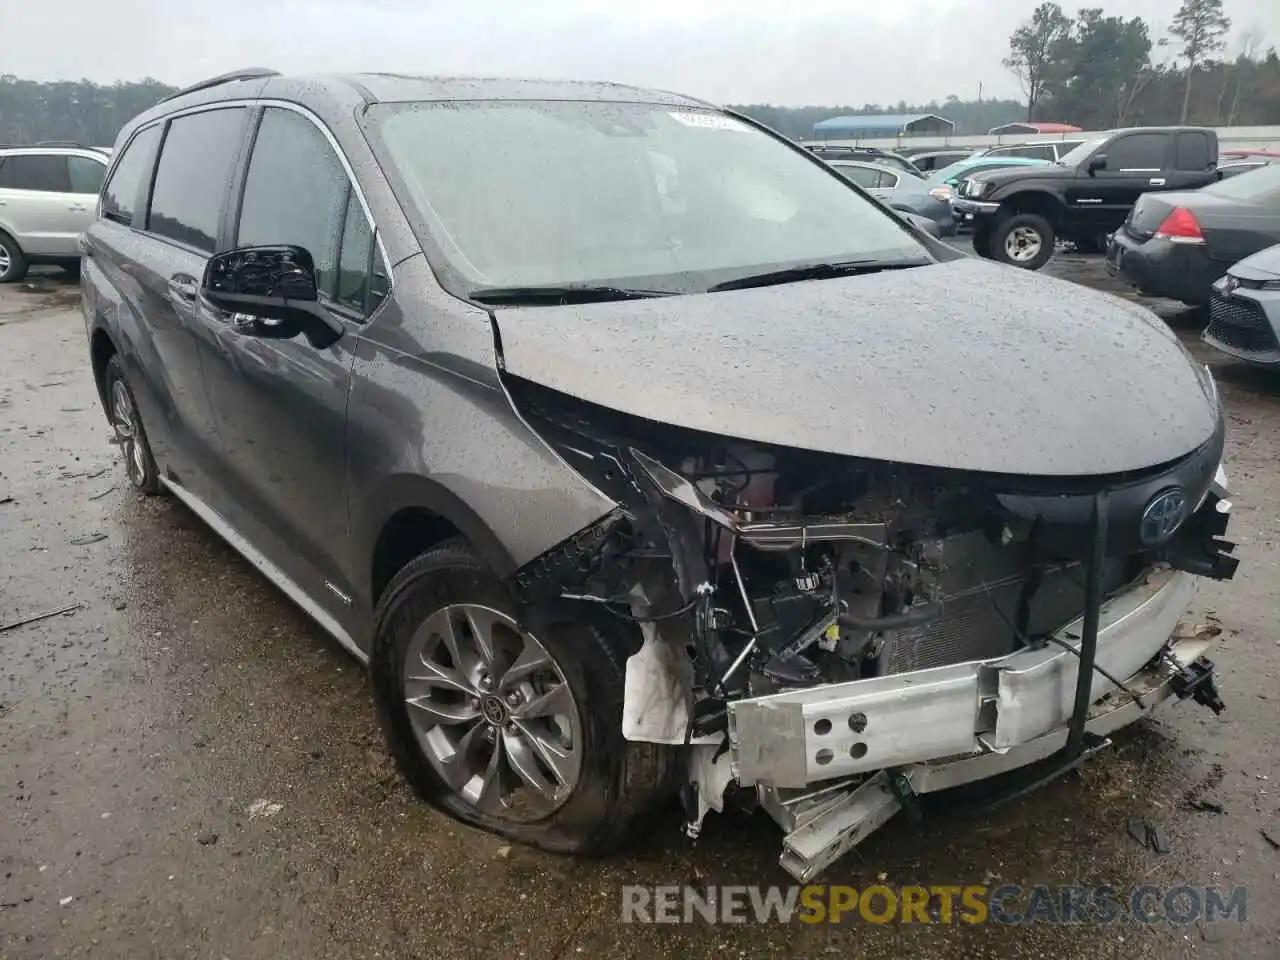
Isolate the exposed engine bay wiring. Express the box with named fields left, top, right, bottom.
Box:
left=507, top=375, right=1222, bottom=748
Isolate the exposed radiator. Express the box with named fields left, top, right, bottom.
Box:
left=882, top=531, right=1128, bottom=675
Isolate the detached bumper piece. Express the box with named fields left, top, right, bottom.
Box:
left=731, top=489, right=1233, bottom=882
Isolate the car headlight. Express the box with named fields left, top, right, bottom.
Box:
left=928, top=186, right=952, bottom=201
left=966, top=180, right=989, bottom=199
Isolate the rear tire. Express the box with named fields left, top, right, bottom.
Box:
left=991, top=213, right=1055, bottom=270
left=0, top=231, right=28, bottom=284
left=371, top=539, right=679, bottom=855
left=103, top=355, right=162, bottom=495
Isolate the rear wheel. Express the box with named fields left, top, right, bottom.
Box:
left=371, top=540, right=678, bottom=855
left=104, top=355, right=162, bottom=494
left=0, top=231, right=28, bottom=284
left=992, top=213, right=1055, bottom=270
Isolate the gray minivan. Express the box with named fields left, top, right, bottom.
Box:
left=82, top=69, right=1238, bottom=881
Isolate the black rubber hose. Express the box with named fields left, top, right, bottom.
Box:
left=838, top=602, right=943, bottom=631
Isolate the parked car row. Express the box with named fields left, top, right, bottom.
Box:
left=1106, top=163, right=1280, bottom=307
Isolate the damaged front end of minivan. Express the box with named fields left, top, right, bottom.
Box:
left=502, top=374, right=1238, bottom=881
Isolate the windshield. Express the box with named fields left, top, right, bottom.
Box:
left=366, top=100, right=925, bottom=294
left=1057, top=137, right=1108, bottom=167
left=1204, top=163, right=1280, bottom=202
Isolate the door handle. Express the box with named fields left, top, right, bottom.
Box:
left=168, top=275, right=198, bottom=303
left=1149, top=178, right=1166, bottom=186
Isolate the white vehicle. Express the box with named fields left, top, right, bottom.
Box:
left=0, top=143, right=110, bottom=282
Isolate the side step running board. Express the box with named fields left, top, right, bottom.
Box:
left=160, top=477, right=367, bottom=664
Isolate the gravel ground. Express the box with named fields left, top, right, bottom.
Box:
left=1, top=252, right=1279, bottom=959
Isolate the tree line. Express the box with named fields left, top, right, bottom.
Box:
left=2, top=1, right=1278, bottom=152
left=1001, top=0, right=1279, bottom=130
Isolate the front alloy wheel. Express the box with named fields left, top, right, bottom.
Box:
left=371, top=540, right=678, bottom=855
left=404, top=603, right=582, bottom=821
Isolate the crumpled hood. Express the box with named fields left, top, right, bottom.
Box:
left=494, top=257, right=1219, bottom=477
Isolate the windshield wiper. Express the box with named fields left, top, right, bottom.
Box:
left=468, top=284, right=673, bottom=306
left=706, top=258, right=931, bottom=293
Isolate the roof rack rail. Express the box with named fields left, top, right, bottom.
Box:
left=161, top=67, right=280, bottom=103
left=0, top=140, right=107, bottom=152
left=35, top=139, right=106, bottom=150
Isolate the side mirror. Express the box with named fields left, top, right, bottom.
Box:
left=201, top=245, right=344, bottom=350
left=1087, top=154, right=1108, bottom=174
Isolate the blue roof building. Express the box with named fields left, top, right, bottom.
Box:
left=811, top=113, right=955, bottom=139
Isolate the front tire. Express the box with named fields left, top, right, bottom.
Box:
left=971, top=226, right=993, bottom=259
left=0, top=231, right=28, bottom=284
left=371, top=540, right=678, bottom=855
left=104, top=354, right=162, bottom=494
left=992, top=214, right=1055, bottom=270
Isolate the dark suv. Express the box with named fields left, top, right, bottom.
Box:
left=952, top=127, right=1220, bottom=270
left=82, top=70, right=1238, bottom=880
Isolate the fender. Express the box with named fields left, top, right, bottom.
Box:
left=351, top=471, right=521, bottom=607
left=988, top=183, right=1069, bottom=210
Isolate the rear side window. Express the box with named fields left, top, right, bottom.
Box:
left=1106, top=134, right=1167, bottom=172
left=838, top=165, right=883, bottom=188
left=1019, top=145, right=1056, bottom=162
left=1175, top=132, right=1211, bottom=171
left=102, top=126, right=162, bottom=225
left=0, top=154, right=71, bottom=192
left=993, top=145, right=1055, bottom=162
left=68, top=156, right=107, bottom=194
left=148, top=108, right=247, bottom=252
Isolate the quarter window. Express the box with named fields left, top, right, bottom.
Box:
left=148, top=108, right=247, bottom=252
left=237, top=107, right=384, bottom=317
left=67, top=156, right=107, bottom=194
left=838, top=165, right=883, bottom=189
left=0, top=154, right=70, bottom=192
left=102, top=126, right=162, bottom=226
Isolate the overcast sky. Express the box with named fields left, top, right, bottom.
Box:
left=1, top=0, right=1276, bottom=106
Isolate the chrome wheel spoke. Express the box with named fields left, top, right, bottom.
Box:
left=406, top=694, right=479, bottom=726
left=513, top=721, right=577, bottom=789
left=469, top=735, right=507, bottom=814
left=111, top=383, right=135, bottom=440
left=438, top=721, right=488, bottom=794
left=502, top=727, right=558, bottom=799
left=462, top=606, right=502, bottom=669
left=419, top=607, right=478, bottom=677
left=497, top=641, right=552, bottom=691
left=512, top=681, right=572, bottom=721
left=406, top=648, right=474, bottom=697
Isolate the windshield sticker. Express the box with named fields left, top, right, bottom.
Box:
left=668, top=112, right=750, bottom=131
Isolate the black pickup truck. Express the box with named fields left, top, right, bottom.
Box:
left=951, top=127, right=1221, bottom=270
